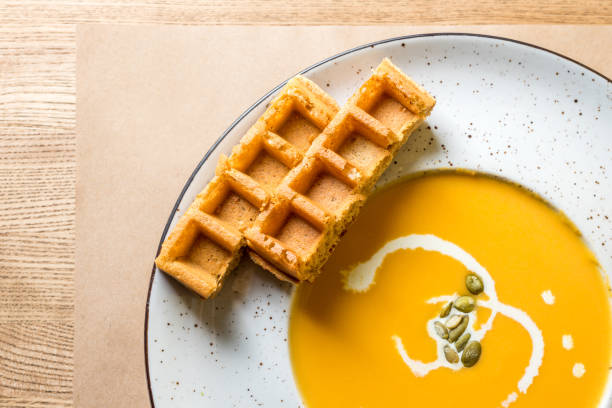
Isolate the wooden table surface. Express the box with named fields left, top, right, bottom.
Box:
left=0, top=2, right=610, bottom=406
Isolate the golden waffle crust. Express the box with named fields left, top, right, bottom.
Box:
left=155, top=58, right=435, bottom=297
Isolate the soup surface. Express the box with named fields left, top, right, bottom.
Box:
left=289, top=171, right=611, bottom=408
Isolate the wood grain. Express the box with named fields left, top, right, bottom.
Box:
left=1, top=0, right=611, bottom=24
left=0, top=23, right=75, bottom=407
left=0, top=1, right=610, bottom=406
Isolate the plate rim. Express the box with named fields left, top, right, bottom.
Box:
left=143, top=32, right=611, bottom=407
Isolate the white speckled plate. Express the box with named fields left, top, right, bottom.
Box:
left=145, top=34, right=612, bottom=407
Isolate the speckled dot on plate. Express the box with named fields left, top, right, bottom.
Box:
left=146, top=34, right=612, bottom=407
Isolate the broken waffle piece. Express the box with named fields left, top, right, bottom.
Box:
left=155, top=75, right=340, bottom=298
left=244, top=58, right=435, bottom=282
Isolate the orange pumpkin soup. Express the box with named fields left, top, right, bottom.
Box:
left=289, top=171, right=611, bottom=407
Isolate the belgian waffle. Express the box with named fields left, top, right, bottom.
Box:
left=155, top=75, right=340, bottom=298
left=155, top=58, right=435, bottom=298
left=245, top=58, right=435, bottom=282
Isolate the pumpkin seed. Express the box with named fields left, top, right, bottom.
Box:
left=433, top=321, right=448, bottom=339
left=448, top=315, right=469, bottom=342
left=444, top=345, right=459, bottom=364
left=454, top=296, right=476, bottom=313
left=446, top=314, right=463, bottom=329
left=455, top=332, right=471, bottom=352
left=465, top=273, right=484, bottom=295
left=440, top=302, right=453, bottom=318
left=461, top=341, right=482, bottom=367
